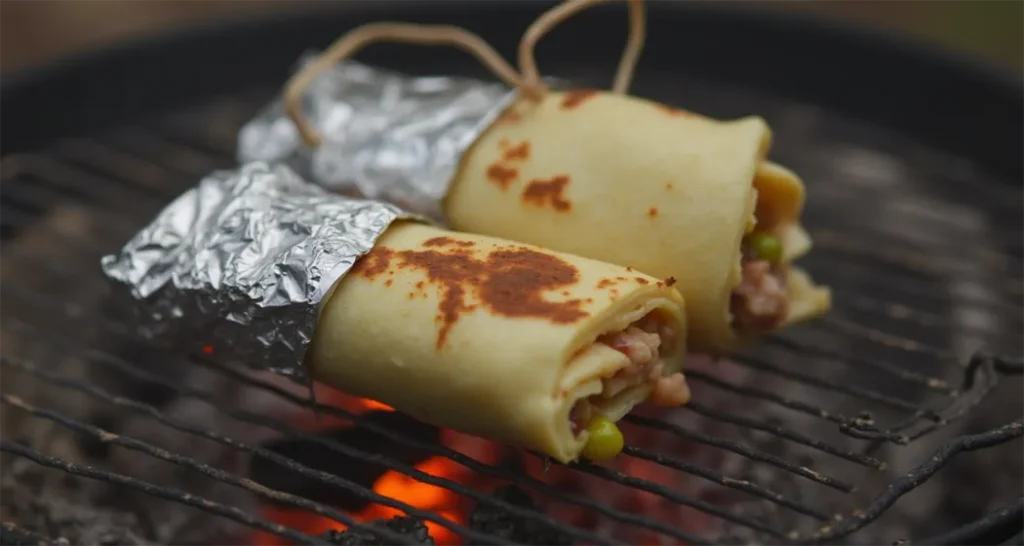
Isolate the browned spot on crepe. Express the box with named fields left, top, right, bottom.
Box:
left=487, top=141, right=531, bottom=190
left=351, top=243, right=589, bottom=350
left=665, top=182, right=674, bottom=190
left=561, top=89, right=598, bottom=110
left=349, top=247, right=394, bottom=278
left=648, top=207, right=659, bottom=218
left=498, top=109, right=521, bottom=124
left=502, top=141, right=530, bottom=161
left=665, top=276, right=677, bottom=287
left=423, top=237, right=475, bottom=248
left=522, top=175, right=571, bottom=212
left=635, top=277, right=649, bottom=285
left=486, top=163, right=518, bottom=189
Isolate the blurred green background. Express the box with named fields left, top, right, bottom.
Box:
left=1, top=0, right=1021, bottom=74
left=777, top=0, right=1022, bottom=72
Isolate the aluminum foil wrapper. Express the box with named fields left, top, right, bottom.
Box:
left=237, top=57, right=518, bottom=221
left=100, top=162, right=421, bottom=380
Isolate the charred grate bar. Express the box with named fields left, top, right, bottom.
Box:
left=1, top=522, right=60, bottom=546
left=1, top=90, right=1022, bottom=546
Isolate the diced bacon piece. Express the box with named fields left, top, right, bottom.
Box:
left=731, top=258, right=789, bottom=333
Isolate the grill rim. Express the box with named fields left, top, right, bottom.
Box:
left=1, top=0, right=1022, bottom=180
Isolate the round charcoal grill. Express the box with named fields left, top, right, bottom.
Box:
left=1, top=2, right=1021, bottom=545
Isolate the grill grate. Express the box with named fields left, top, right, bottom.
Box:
left=1, top=89, right=1022, bottom=546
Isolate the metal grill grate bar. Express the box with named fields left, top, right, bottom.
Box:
left=1, top=522, right=59, bottom=546
left=620, top=445, right=833, bottom=520
left=819, top=316, right=976, bottom=360
left=621, top=414, right=855, bottom=492
left=0, top=359, right=580, bottom=546
left=0, top=197, right=141, bottom=255
left=105, top=128, right=226, bottom=175
left=0, top=439, right=327, bottom=546
left=813, top=202, right=1004, bottom=264
left=680, top=401, right=884, bottom=468
left=4, top=154, right=165, bottom=213
left=808, top=258, right=1022, bottom=315
left=764, top=336, right=957, bottom=391
left=789, top=419, right=1024, bottom=544
left=918, top=497, right=1024, bottom=546
left=682, top=369, right=907, bottom=435
left=730, top=352, right=951, bottom=410
left=832, top=296, right=1021, bottom=346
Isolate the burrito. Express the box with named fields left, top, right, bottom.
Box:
left=100, top=162, right=690, bottom=464
left=236, top=0, right=830, bottom=353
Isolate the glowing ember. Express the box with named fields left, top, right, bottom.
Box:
left=252, top=388, right=497, bottom=546
left=252, top=456, right=467, bottom=545
left=253, top=356, right=741, bottom=545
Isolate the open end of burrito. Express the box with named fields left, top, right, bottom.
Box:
left=561, top=309, right=689, bottom=461
left=729, top=161, right=831, bottom=338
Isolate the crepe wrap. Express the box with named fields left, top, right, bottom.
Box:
left=100, top=162, right=687, bottom=462
left=446, top=90, right=831, bottom=350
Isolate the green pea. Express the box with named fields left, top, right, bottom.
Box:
left=581, top=415, right=625, bottom=461
left=748, top=232, right=783, bottom=264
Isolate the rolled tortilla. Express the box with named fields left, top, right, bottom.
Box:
left=307, top=221, right=688, bottom=463
left=444, top=90, right=831, bottom=351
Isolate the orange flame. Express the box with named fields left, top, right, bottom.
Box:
left=253, top=391, right=498, bottom=546
left=253, top=455, right=467, bottom=545
left=254, top=390, right=714, bottom=546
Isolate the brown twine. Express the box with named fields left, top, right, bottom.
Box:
left=284, top=23, right=523, bottom=148
left=518, top=0, right=645, bottom=101
left=284, top=1, right=646, bottom=149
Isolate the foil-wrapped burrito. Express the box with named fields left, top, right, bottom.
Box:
left=237, top=0, right=831, bottom=353
left=101, top=162, right=691, bottom=463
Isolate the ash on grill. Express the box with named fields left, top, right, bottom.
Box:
left=324, top=517, right=435, bottom=546
left=0, top=204, right=300, bottom=544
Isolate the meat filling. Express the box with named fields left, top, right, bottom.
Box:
left=569, top=317, right=690, bottom=437
left=731, top=238, right=790, bottom=334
